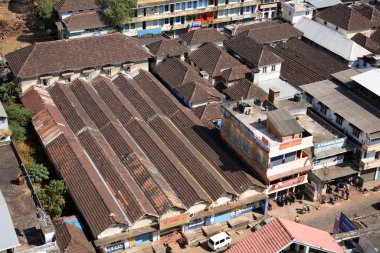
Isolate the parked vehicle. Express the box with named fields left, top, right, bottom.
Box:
left=373, top=185, right=380, bottom=192
left=208, top=232, right=232, bottom=251
left=330, top=194, right=339, bottom=205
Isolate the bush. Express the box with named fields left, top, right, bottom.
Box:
left=4, top=102, right=32, bottom=142
left=37, top=0, right=55, bottom=34
left=38, top=180, right=66, bottom=217
left=29, top=163, right=49, bottom=184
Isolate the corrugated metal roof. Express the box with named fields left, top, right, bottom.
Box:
left=294, top=17, right=371, bottom=61
left=301, top=80, right=380, bottom=134
left=0, top=191, right=20, bottom=251
left=306, top=0, right=341, bottom=9
left=350, top=69, right=380, bottom=96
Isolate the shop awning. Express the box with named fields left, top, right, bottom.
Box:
left=0, top=191, right=20, bottom=251
left=312, top=164, right=358, bottom=182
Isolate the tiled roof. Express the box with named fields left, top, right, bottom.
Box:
left=5, top=33, right=150, bottom=79
left=188, top=43, right=249, bottom=78
left=272, top=38, right=348, bottom=87
left=234, top=21, right=280, bottom=34
left=221, top=65, right=251, bottom=82
left=352, top=4, right=380, bottom=26
left=154, top=57, right=224, bottom=104
left=227, top=218, right=343, bottom=253
left=63, top=11, right=107, bottom=31
left=223, top=79, right=268, bottom=101
left=146, top=39, right=188, bottom=57
left=191, top=103, right=221, bottom=128
left=55, top=222, right=95, bottom=253
left=22, top=71, right=265, bottom=238
left=225, top=35, right=283, bottom=68
left=370, top=28, right=380, bottom=43
left=54, top=0, right=98, bottom=13
left=179, top=28, right=227, bottom=46
left=316, top=4, right=374, bottom=31
left=351, top=33, right=380, bottom=54
left=238, top=23, right=303, bottom=44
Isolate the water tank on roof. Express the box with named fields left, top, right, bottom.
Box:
left=294, top=93, right=302, bottom=102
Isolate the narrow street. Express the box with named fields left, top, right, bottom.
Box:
left=269, top=182, right=380, bottom=232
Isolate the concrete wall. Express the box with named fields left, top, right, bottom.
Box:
left=254, top=63, right=281, bottom=82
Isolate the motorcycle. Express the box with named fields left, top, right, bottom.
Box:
left=296, top=204, right=310, bottom=214
left=373, top=185, right=380, bottom=192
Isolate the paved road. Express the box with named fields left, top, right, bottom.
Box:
left=269, top=188, right=380, bottom=233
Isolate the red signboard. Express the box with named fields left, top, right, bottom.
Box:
left=279, top=138, right=302, bottom=150
left=269, top=175, right=306, bottom=193
left=160, top=213, right=190, bottom=230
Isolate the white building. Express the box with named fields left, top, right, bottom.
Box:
left=281, top=1, right=314, bottom=24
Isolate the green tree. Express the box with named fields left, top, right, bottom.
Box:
left=38, top=0, right=55, bottom=34
left=4, top=103, right=32, bottom=142
left=38, top=180, right=66, bottom=217
left=97, top=0, right=136, bottom=29
left=0, top=81, right=21, bottom=103
left=29, top=163, right=50, bottom=183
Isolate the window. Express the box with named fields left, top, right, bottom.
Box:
left=319, top=104, right=327, bottom=114
left=220, top=239, right=225, bottom=243
left=305, top=93, right=313, bottom=104
left=193, top=1, right=197, bottom=8
left=288, top=10, right=292, bottom=15
left=164, top=5, right=169, bottom=11
left=305, top=10, right=309, bottom=15
left=324, top=21, right=327, bottom=25
left=164, top=18, right=169, bottom=24
left=271, top=65, right=276, bottom=71
left=175, top=16, right=181, bottom=23
left=335, top=114, right=343, bottom=126
left=263, top=67, right=267, bottom=73
left=130, top=23, right=135, bottom=29
left=187, top=1, right=192, bottom=8
left=199, top=0, right=203, bottom=7
left=352, top=126, right=360, bottom=138
left=335, top=26, right=339, bottom=30
left=176, top=3, right=181, bottom=10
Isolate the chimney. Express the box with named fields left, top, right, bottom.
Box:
left=268, top=87, right=280, bottom=103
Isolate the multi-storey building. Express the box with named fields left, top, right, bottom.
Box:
left=221, top=97, right=315, bottom=198
left=54, top=0, right=280, bottom=39
left=301, top=69, right=380, bottom=181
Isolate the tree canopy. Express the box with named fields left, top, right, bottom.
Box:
left=38, top=180, right=67, bottom=217
left=97, top=0, right=137, bottom=28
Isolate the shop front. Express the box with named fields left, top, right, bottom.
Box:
left=267, top=173, right=308, bottom=199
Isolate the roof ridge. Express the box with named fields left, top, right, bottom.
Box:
left=277, top=218, right=296, bottom=241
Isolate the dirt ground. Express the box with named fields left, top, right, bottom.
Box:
left=0, top=3, right=53, bottom=56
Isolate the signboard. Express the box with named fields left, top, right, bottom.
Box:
left=339, top=212, right=358, bottom=232
left=160, top=213, right=190, bottom=230
left=105, top=242, right=125, bottom=253
left=268, top=175, right=306, bottom=193
left=259, top=3, right=278, bottom=9
left=314, top=138, right=346, bottom=152
left=279, top=139, right=302, bottom=150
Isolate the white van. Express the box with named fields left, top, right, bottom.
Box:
left=207, top=232, right=232, bottom=251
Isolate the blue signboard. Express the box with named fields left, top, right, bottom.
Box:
left=339, top=212, right=358, bottom=232
left=106, top=242, right=125, bottom=253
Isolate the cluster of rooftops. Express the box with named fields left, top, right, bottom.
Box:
left=2, top=2, right=380, bottom=251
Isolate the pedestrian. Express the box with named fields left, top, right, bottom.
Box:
left=345, top=189, right=350, bottom=200
left=295, top=215, right=300, bottom=223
